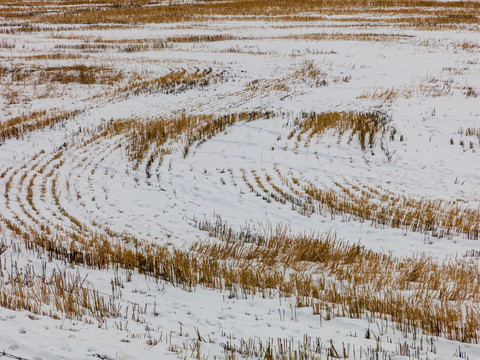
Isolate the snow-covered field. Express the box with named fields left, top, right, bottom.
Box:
left=1, top=3, right=480, bottom=359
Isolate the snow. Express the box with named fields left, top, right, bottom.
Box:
left=1, top=15, right=480, bottom=360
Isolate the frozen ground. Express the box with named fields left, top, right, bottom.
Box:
left=1, top=14, right=480, bottom=360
